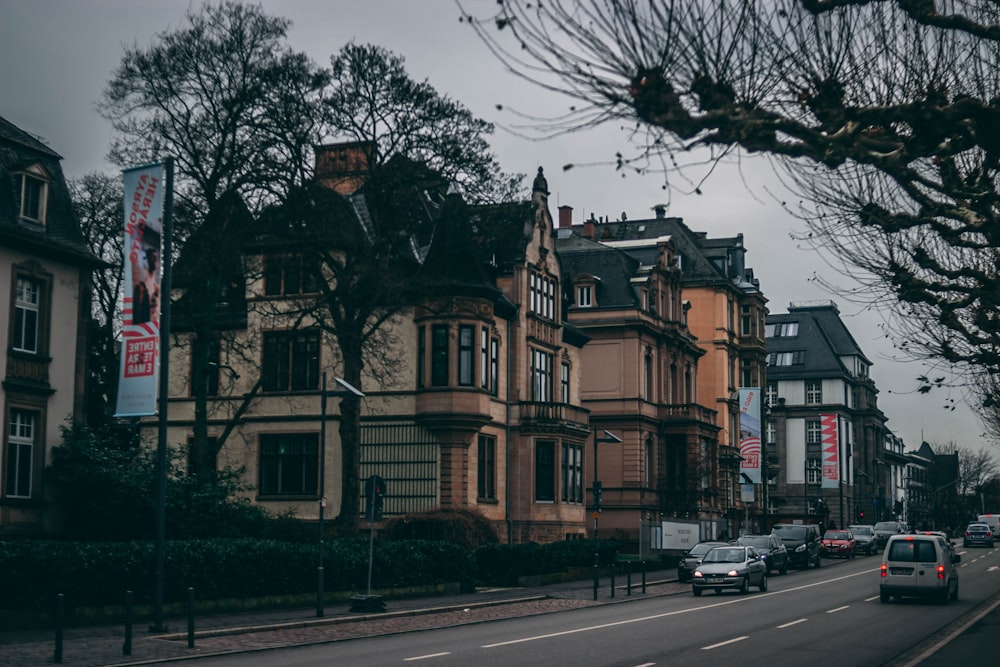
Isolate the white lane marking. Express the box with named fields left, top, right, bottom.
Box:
left=702, top=636, right=748, bottom=650
left=634, top=663, right=656, bottom=666
left=777, top=618, right=807, bottom=628
left=826, top=605, right=849, bottom=613
left=405, top=653, right=451, bottom=661
left=864, top=595, right=880, bottom=601
left=482, top=569, right=875, bottom=649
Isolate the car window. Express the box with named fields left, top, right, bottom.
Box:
left=737, top=536, right=770, bottom=549
left=824, top=531, right=850, bottom=540
left=689, top=543, right=715, bottom=556
left=874, top=521, right=898, bottom=531
left=704, top=547, right=744, bottom=563
left=888, top=540, right=936, bottom=562
left=849, top=526, right=872, bottom=535
left=773, top=526, right=806, bottom=540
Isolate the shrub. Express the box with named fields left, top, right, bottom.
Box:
left=381, top=508, right=500, bottom=550
left=473, top=539, right=618, bottom=586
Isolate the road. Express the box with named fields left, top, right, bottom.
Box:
left=193, top=545, right=1000, bottom=666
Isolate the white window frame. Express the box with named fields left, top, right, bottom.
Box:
left=806, top=380, right=822, bottom=405
left=13, top=277, right=41, bottom=353
left=17, top=167, right=48, bottom=225
left=577, top=285, right=592, bottom=307
left=6, top=409, right=36, bottom=498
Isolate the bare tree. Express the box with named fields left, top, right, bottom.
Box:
left=98, top=1, right=329, bottom=478
left=466, top=0, right=1000, bottom=426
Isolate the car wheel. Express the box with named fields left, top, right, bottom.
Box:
left=759, top=573, right=768, bottom=592
left=780, top=564, right=788, bottom=575
left=880, top=589, right=890, bottom=604
left=950, top=580, right=959, bottom=601
left=739, top=576, right=749, bottom=594
left=692, top=587, right=702, bottom=597
left=815, top=555, right=822, bottom=568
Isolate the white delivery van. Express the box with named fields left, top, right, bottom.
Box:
left=977, top=514, right=1000, bottom=537
left=880, top=533, right=960, bottom=604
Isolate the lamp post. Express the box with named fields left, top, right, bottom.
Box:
left=592, top=429, right=622, bottom=601
left=317, top=372, right=365, bottom=617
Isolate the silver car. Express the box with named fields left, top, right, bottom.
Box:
left=692, top=545, right=768, bottom=596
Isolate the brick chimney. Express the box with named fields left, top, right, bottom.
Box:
left=583, top=213, right=597, bottom=239
left=315, top=141, right=374, bottom=195
left=558, top=205, right=573, bottom=228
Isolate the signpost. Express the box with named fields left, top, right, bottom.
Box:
left=350, top=474, right=386, bottom=612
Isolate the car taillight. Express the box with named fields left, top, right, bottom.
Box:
left=937, top=564, right=945, bottom=580
left=881, top=563, right=887, bottom=577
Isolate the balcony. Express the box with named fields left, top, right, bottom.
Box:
left=514, top=401, right=590, bottom=436
left=5, top=352, right=52, bottom=391
left=659, top=403, right=718, bottom=426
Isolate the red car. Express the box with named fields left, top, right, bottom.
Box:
left=821, top=530, right=856, bottom=558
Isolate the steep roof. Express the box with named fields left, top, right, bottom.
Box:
left=556, top=230, right=641, bottom=309
left=0, top=115, right=100, bottom=266
left=765, top=302, right=870, bottom=380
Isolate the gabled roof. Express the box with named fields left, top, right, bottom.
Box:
left=766, top=302, right=870, bottom=379
left=556, top=231, right=642, bottom=309
left=0, top=115, right=100, bottom=266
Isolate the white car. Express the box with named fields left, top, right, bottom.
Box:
left=880, top=533, right=959, bottom=604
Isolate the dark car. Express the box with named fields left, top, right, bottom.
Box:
left=849, top=524, right=877, bottom=555
left=771, top=523, right=822, bottom=569
left=874, top=520, right=907, bottom=550
left=692, top=545, right=769, bottom=596
left=677, top=541, right=727, bottom=583
left=963, top=522, right=995, bottom=547
left=737, top=534, right=789, bottom=575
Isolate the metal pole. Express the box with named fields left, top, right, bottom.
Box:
left=593, top=432, right=599, bottom=601
left=123, top=590, right=133, bottom=656
left=53, top=593, right=64, bottom=663
left=186, top=588, right=195, bottom=649
left=367, top=482, right=376, bottom=597
left=317, top=372, right=327, bottom=617
left=153, top=157, right=174, bottom=633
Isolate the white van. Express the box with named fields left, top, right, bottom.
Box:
left=977, top=514, right=1000, bottom=537
left=880, top=534, right=960, bottom=604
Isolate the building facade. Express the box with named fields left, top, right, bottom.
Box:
left=0, top=116, right=100, bottom=533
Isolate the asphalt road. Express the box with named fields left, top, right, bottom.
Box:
left=189, top=545, right=1000, bottom=667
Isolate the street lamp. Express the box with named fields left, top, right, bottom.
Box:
left=592, top=429, right=622, bottom=601
left=317, top=372, right=365, bottom=617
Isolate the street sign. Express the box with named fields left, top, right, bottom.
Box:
left=364, top=474, right=386, bottom=522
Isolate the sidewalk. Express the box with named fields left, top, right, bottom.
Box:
left=1, top=574, right=685, bottom=667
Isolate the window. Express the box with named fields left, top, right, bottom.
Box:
left=417, top=326, right=426, bottom=388
left=765, top=383, right=778, bottom=407
left=741, top=305, right=754, bottom=336
left=264, top=255, right=319, bottom=296
left=529, top=271, right=556, bottom=319
left=806, top=459, right=822, bottom=485
left=644, top=353, right=653, bottom=400
left=530, top=349, right=553, bottom=402
left=5, top=409, right=36, bottom=498
left=577, top=285, right=592, bottom=307
left=806, top=381, right=822, bottom=405
left=480, top=329, right=489, bottom=390
left=259, top=433, right=318, bottom=496
left=767, top=351, right=804, bottom=366
left=431, top=325, right=449, bottom=386
left=12, top=277, right=41, bottom=353
left=766, top=420, right=776, bottom=445
left=478, top=434, right=496, bottom=500
left=765, top=321, right=799, bottom=338
left=17, top=172, right=47, bottom=224
left=191, top=336, right=220, bottom=396
left=490, top=337, right=499, bottom=396
left=806, top=420, right=822, bottom=445
left=561, top=362, right=571, bottom=403
left=535, top=440, right=555, bottom=501
left=262, top=330, right=319, bottom=391
left=458, top=325, right=475, bottom=386
left=561, top=442, right=583, bottom=503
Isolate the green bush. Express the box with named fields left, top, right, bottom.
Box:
left=473, top=539, right=618, bottom=586
left=381, top=508, right=500, bottom=550
left=0, top=537, right=473, bottom=613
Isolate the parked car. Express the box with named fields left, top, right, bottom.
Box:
left=771, top=523, right=822, bottom=569
left=963, top=522, right=995, bottom=548
left=692, top=545, right=768, bottom=596
left=677, top=541, right=727, bottom=583
left=849, top=524, right=877, bottom=555
left=821, top=529, right=857, bottom=558
left=880, top=533, right=960, bottom=604
left=874, top=520, right=907, bottom=550
left=736, top=534, right=789, bottom=575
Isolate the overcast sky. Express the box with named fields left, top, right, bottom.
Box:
left=1, top=0, right=988, bottom=454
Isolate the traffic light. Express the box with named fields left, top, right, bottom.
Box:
left=857, top=509, right=865, bottom=522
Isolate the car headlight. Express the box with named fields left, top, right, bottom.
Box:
left=727, top=570, right=739, bottom=577
left=796, top=544, right=807, bottom=552
left=693, top=571, right=703, bottom=578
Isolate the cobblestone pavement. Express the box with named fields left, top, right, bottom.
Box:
left=2, top=581, right=686, bottom=667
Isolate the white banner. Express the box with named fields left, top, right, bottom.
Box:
left=738, top=388, right=762, bottom=484
left=115, top=163, right=165, bottom=417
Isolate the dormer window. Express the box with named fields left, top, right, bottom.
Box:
left=17, top=166, right=49, bottom=225
left=576, top=285, right=592, bottom=308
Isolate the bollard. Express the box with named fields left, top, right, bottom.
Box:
left=187, top=587, right=195, bottom=649
left=123, top=590, right=133, bottom=656
left=627, top=562, right=632, bottom=596
left=642, top=560, right=647, bottom=593
left=54, top=593, right=64, bottom=663
left=610, top=567, right=616, bottom=598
